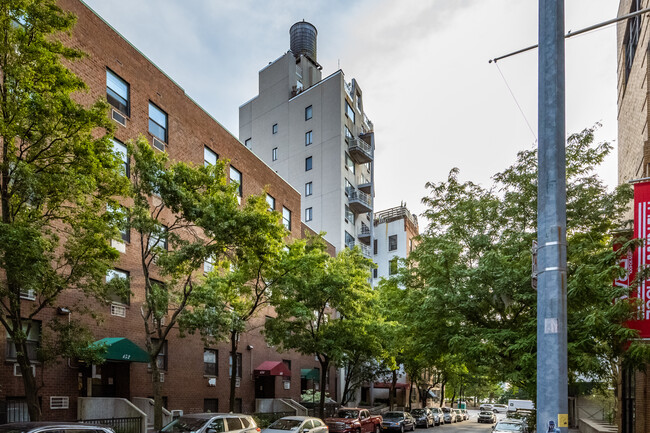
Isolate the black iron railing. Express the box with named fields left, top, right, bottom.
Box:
left=81, top=417, right=142, bottom=433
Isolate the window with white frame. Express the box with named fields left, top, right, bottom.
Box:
left=305, top=182, right=312, bottom=197
left=230, top=166, right=242, bottom=199
left=5, top=321, right=40, bottom=362
left=148, top=102, right=168, bottom=143
left=305, top=207, right=313, bottom=222
left=282, top=207, right=291, bottom=230
left=106, top=269, right=130, bottom=305
left=305, top=130, right=313, bottom=146
left=272, top=147, right=278, bottom=161
left=106, top=69, right=129, bottom=115
left=266, top=194, right=275, bottom=211
left=204, top=146, right=218, bottom=166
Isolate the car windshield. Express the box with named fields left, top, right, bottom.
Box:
left=441, top=408, right=450, bottom=413
left=383, top=413, right=404, bottom=421
left=268, top=420, right=302, bottom=430
left=162, top=417, right=212, bottom=433
left=480, top=412, right=494, bottom=415
left=337, top=410, right=359, bottom=419
left=495, top=422, right=523, bottom=431
left=410, top=410, right=425, bottom=416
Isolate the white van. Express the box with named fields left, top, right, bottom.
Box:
left=507, top=399, right=535, bottom=412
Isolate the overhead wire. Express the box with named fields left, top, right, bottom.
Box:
left=494, top=62, right=537, bottom=143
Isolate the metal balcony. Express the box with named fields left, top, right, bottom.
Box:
left=360, top=243, right=371, bottom=258
left=346, top=187, right=372, bottom=214
left=356, top=174, right=372, bottom=194
left=357, top=224, right=371, bottom=245
left=348, top=137, right=373, bottom=164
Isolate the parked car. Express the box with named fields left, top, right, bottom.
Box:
left=477, top=411, right=496, bottom=424
left=492, top=420, right=525, bottom=433
left=429, top=407, right=444, bottom=426
left=408, top=409, right=433, bottom=428
left=380, top=412, right=416, bottom=433
left=263, top=417, right=328, bottom=433
left=325, top=408, right=383, bottom=433
left=441, top=407, right=455, bottom=424
left=161, top=413, right=259, bottom=433
left=479, top=403, right=494, bottom=411
left=460, top=409, right=469, bottom=421
left=492, top=404, right=508, bottom=413
left=453, top=409, right=463, bottom=423
left=0, top=423, right=115, bottom=433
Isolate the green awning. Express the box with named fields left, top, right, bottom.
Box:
left=301, top=368, right=320, bottom=381
left=90, top=337, right=150, bottom=363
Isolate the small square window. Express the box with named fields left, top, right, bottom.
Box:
left=305, top=207, right=313, bottom=222
left=107, top=69, right=129, bottom=115
left=305, top=105, right=313, bottom=121
left=305, top=131, right=313, bottom=146
left=272, top=147, right=278, bottom=161
left=389, top=235, right=397, bottom=251
left=148, top=102, right=168, bottom=143
left=305, top=156, right=312, bottom=171
left=305, top=182, right=313, bottom=197
left=272, top=123, right=278, bottom=134
left=204, top=146, right=218, bottom=167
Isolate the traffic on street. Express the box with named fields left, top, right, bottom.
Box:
left=398, top=410, right=510, bottom=433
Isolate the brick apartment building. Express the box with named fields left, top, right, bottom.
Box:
left=617, top=1, right=650, bottom=432
left=0, top=0, right=336, bottom=423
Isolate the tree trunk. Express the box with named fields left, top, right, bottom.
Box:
left=318, top=358, right=330, bottom=418
left=407, top=379, right=414, bottom=411
left=229, top=330, right=239, bottom=412
left=16, top=345, right=40, bottom=421
left=439, top=381, right=446, bottom=407
left=450, top=389, right=456, bottom=408
left=151, top=358, right=163, bottom=430
left=389, top=369, right=398, bottom=410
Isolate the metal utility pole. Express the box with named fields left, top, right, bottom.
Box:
left=537, top=0, right=568, bottom=432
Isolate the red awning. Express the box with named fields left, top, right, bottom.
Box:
left=373, top=382, right=410, bottom=389
left=254, top=361, right=291, bottom=377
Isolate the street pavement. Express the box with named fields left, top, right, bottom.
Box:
left=415, top=410, right=509, bottom=433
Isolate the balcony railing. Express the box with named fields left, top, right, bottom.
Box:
left=346, top=187, right=372, bottom=214
left=348, top=137, right=373, bottom=164
left=360, top=243, right=371, bottom=258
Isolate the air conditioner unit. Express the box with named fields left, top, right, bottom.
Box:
left=20, top=289, right=35, bottom=301
left=171, top=410, right=183, bottom=418
left=159, top=372, right=165, bottom=383
left=14, top=363, right=36, bottom=377
left=110, top=303, right=126, bottom=318
left=112, top=109, right=127, bottom=127
left=152, top=137, right=166, bottom=152
left=50, top=396, right=69, bottom=410
left=235, top=377, right=241, bottom=388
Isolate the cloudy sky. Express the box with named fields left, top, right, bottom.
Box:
left=83, top=0, right=620, bottom=219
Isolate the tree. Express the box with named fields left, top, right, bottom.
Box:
left=393, top=125, right=650, bottom=402
left=0, top=0, right=127, bottom=420
left=265, top=239, right=376, bottom=417
left=127, top=137, right=261, bottom=429
left=178, top=190, right=288, bottom=412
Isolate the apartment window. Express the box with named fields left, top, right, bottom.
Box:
left=230, top=166, right=242, bottom=199
left=345, top=205, right=354, bottom=224
left=204, top=146, right=218, bottom=166
left=112, top=139, right=129, bottom=178
left=283, top=207, right=292, bottom=230
left=305, top=105, right=313, bottom=120
left=244, top=138, right=251, bottom=148
left=204, top=399, right=219, bottom=413
left=106, top=269, right=130, bottom=305
left=305, top=156, right=312, bottom=171
left=149, top=225, right=168, bottom=251
left=5, top=320, right=40, bottom=362
left=345, top=231, right=355, bottom=248
left=356, top=93, right=362, bottom=112
left=106, top=69, right=129, bottom=115
left=204, top=349, right=218, bottom=376
left=6, top=397, right=30, bottom=423
left=152, top=339, right=168, bottom=370
left=148, top=102, right=168, bottom=143
left=389, top=258, right=398, bottom=276
left=229, top=352, right=242, bottom=378
left=373, top=239, right=378, bottom=255
left=625, top=0, right=641, bottom=83
left=345, top=101, right=355, bottom=123
left=345, top=179, right=353, bottom=195
left=272, top=147, right=278, bottom=161
left=345, top=153, right=355, bottom=174
left=305, top=207, right=313, bottom=222
left=305, top=130, right=313, bottom=146
left=373, top=268, right=378, bottom=279
left=305, top=182, right=313, bottom=197
left=389, top=235, right=397, bottom=251
left=345, top=126, right=353, bottom=142
left=272, top=123, right=278, bottom=134
left=266, top=194, right=276, bottom=211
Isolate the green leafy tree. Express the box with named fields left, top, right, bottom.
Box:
left=393, top=126, right=650, bottom=405
left=178, top=192, right=288, bottom=412
left=0, top=0, right=127, bottom=420
left=265, top=239, right=375, bottom=417
left=127, top=137, right=256, bottom=429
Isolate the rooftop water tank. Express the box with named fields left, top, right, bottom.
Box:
left=290, top=21, right=317, bottom=62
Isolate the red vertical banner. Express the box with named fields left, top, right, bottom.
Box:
left=630, top=181, right=650, bottom=338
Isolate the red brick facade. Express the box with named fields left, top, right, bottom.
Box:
left=0, top=0, right=336, bottom=421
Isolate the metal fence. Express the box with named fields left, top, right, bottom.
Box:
left=81, top=417, right=142, bottom=433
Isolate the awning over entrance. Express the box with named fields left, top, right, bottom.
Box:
left=90, top=337, right=150, bottom=363
left=301, top=368, right=320, bottom=381
left=254, top=361, right=291, bottom=377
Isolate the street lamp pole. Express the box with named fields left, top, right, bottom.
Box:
left=537, top=0, right=568, bottom=432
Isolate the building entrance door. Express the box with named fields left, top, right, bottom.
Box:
left=255, top=376, right=275, bottom=399
left=80, top=362, right=130, bottom=399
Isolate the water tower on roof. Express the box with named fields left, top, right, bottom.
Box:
left=290, top=20, right=317, bottom=62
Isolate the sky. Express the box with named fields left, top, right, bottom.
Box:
left=83, top=0, right=620, bottom=220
